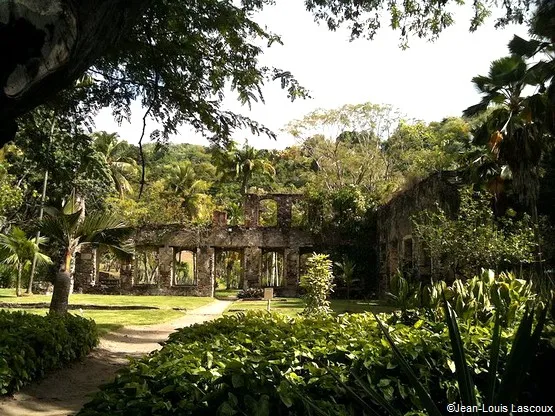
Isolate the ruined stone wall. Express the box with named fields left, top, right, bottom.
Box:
left=78, top=199, right=314, bottom=297
left=376, top=171, right=462, bottom=295
left=244, top=193, right=302, bottom=228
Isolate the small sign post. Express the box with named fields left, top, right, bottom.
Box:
left=263, top=287, right=274, bottom=312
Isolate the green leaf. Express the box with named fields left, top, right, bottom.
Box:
left=485, top=312, right=501, bottom=405
left=443, top=297, right=477, bottom=410
left=231, top=373, right=244, bottom=388
left=372, top=313, right=443, bottom=416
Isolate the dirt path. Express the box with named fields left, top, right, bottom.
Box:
left=0, top=300, right=232, bottom=416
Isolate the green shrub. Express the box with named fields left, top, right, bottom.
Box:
left=387, top=269, right=536, bottom=327
left=0, top=311, right=99, bottom=395
left=77, top=310, right=550, bottom=416
left=237, top=288, right=264, bottom=299
left=412, top=187, right=536, bottom=279
left=300, top=253, right=334, bottom=315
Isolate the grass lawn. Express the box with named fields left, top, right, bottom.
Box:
left=1, top=308, right=186, bottom=336
left=225, top=298, right=395, bottom=317
left=215, top=288, right=240, bottom=298
left=0, top=289, right=213, bottom=310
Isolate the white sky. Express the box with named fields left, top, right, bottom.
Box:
left=94, top=2, right=529, bottom=149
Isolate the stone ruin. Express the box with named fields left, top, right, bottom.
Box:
left=376, top=171, right=462, bottom=294
left=74, top=193, right=314, bottom=297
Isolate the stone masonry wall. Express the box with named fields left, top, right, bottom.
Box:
left=376, top=171, right=462, bottom=295
left=78, top=193, right=314, bottom=297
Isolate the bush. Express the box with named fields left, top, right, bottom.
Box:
left=387, top=269, right=537, bottom=326
left=237, top=288, right=264, bottom=299
left=412, top=187, right=536, bottom=279
left=300, top=253, right=334, bottom=315
left=77, top=310, right=552, bottom=416
left=0, top=311, right=99, bottom=395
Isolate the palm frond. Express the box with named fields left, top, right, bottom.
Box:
left=508, top=35, right=544, bottom=58
left=463, top=99, right=490, bottom=118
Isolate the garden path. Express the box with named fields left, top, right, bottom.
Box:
left=0, top=299, right=232, bottom=416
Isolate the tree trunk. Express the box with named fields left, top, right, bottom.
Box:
left=241, top=174, right=249, bottom=196
left=49, top=251, right=73, bottom=314
left=49, top=270, right=72, bottom=314
left=16, top=264, right=22, bottom=297
left=27, top=169, right=49, bottom=294
left=0, top=0, right=155, bottom=145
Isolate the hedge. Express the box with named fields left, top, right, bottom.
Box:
left=77, top=311, right=544, bottom=416
left=0, top=310, right=99, bottom=395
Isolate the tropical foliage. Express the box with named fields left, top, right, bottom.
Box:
left=412, top=187, right=536, bottom=279
left=0, top=311, right=98, bottom=395
left=300, top=254, right=335, bottom=315
left=77, top=301, right=554, bottom=415
left=0, top=227, right=51, bottom=296
left=387, top=269, right=537, bottom=327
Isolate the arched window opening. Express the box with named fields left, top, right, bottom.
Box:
left=291, top=200, right=305, bottom=227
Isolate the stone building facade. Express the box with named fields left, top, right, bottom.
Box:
left=376, top=171, right=462, bottom=294
left=74, top=193, right=314, bottom=297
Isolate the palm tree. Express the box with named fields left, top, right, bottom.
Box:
left=40, top=199, right=133, bottom=314
left=508, top=0, right=555, bottom=104
left=212, top=141, right=275, bottom=195
left=92, top=131, right=137, bottom=198
left=0, top=227, right=51, bottom=296
left=463, top=55, right=545, bottom=216
left=164, top=162, right=209, bottom=219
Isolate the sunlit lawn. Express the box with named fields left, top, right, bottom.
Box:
left=0, top=289, right=213, bottom=310
left=1, top=308, right=186, bottom=336
left=225, top=298, right=395, bottom=317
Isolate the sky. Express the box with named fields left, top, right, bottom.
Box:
left=94, top=2, right=529, bottom=150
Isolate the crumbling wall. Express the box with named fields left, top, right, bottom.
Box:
left=76, top=193, right=314, bottom=297
left=377, top=172, right=462, bottom=295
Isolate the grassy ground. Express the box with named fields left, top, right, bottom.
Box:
left=0, top=289, right=214, bottom=336
left=225, top=298, right=395, bottom=317
left=2, top=308, right=187, bottom=336
left=0, top=289, right=213, bottom=310
left=215, top=288, right=240, bottom=298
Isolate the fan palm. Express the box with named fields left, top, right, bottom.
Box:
left=463, top=55, right=546, bottom=216
left=40, top=199, right=133, bottom=314
left=0, top=227, right=51, bottom=296
left=508, top=0, right=555, bottom=105
left=93, top=131, right=137, bottom=198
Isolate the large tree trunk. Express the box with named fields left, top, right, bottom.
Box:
left=0, top=0, right=154, bottom=144
left=49, top=270, right=72, bottom=314
left=49, top=250, right=73, bottom=314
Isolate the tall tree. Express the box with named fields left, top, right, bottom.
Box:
left=163, top=162, right=210, bottom=220
left=1, top=1, right=535, bottom=145
left=286, top=103, right=402, bottom=200
left=463, top=55, right=545, bottom=216
left=212, top=142, right=276, bottom=196
left=384, top=117, right=473, bottom=181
